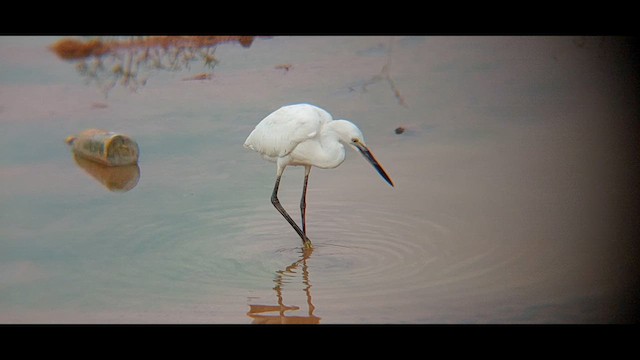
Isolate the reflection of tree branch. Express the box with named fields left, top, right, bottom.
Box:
left=349, top=37, right=408, bottom=108
left=50, top=36, right=255, bottom=95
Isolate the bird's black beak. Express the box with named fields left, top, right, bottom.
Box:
left=355, top=143, right=394, bottom=187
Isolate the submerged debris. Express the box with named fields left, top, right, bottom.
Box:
left=91, top=102, right=108, bottom=109
left=66, top=129, right=139, bottom=166
left=182, top=73, right=213, bottom=81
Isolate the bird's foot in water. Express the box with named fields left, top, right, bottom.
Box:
left=303, top=238, right=314, bottom=250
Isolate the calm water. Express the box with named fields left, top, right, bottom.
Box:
left=0, top=36, right=638, bottom=323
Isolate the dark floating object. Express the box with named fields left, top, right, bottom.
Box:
left=274, top=64, right=293, bottom=72
left=66, top=129, right=139, bottom=166
left=394, top=126, right=405, bottom=134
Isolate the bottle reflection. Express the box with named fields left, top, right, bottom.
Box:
left=49, top=36, right=256, bottom=94
left=247, top=248, right=320, bottom=324
left=71, top=153, right=140, bottom=192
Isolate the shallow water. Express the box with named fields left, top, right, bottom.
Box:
left=1, top=36, right=638, bottom=323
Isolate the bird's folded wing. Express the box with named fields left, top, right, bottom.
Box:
left=244, top=105, right=328, bottom=158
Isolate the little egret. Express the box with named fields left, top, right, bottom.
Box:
left=244, top=103, right=394, bottom=249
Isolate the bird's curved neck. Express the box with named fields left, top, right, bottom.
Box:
left=287, top=121, right=348, bottom=169
left=285, top=123, right=342, bottom=169
left=320, top=139, right=345, bottom=168
left=311, top=122, right=347, bottom=168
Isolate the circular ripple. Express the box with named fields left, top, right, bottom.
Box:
left=87, top=191, right=532, bottom=321
left=283, top=198, right=540, bottom=319
left=86, top=199, right=293, bottom=306
left=291, top=200, right=454, bottom=301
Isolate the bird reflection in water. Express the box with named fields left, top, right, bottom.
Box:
left=247, top=248, right=320, bottom=324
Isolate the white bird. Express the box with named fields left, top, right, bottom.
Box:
left=244, top=103, right=394, bottom=249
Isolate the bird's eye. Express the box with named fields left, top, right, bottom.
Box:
left=352, top=138, right=359, bottom=143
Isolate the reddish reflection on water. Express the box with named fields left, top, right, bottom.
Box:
left=49, top=36, right=256, bottom=94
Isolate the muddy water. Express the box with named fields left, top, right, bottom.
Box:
left=0, top=36, right=637, bottom=323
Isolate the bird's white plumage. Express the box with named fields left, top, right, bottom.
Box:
left=244, top=103, right=393, bottom=184
left=244, top=104, right=333, bottom=162
left=243, top=103, right=394, bottom=248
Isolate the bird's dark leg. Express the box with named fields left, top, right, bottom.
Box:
left=271, top=173, right=313, bottom=249
left=300, top=166, right=311, bottom=236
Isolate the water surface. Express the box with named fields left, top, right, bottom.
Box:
left=0, top=36, right=638, bottom=323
